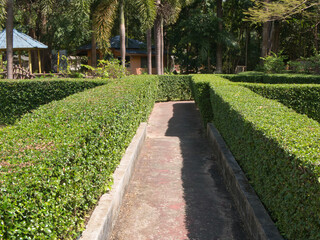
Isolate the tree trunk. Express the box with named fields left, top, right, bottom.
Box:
left=167, top=42, right=170, bottom=71
left=120, top=0, right=126, bottom=68
left=261, top=0, right=270, bottom=59
left=6, top=0, right=13, bottom=79
left=147, top=29, right=152, bottom=74
left=272, top=21, right=280, bottom=54
left=207, top=48, right=211, bottom=72
left=154, top=17, right=161, bottom=75
left=186, top=44, right=190, bottom=73
left=267, top=21, right=275, bottom=55
left=314, top=23, right=319, bottom=52
left=160, top=17, right=164, bottom=74
left=245, top=26, right=250, bottom=68
left=155, top=0, right=162, bottom=75
left=261, top=21, right=270, bottom=59
left=216, top=0, right=223, bottom=73
left=28, top=29, right=37, bottom=73
left=91, top=27, right=97, bottom=67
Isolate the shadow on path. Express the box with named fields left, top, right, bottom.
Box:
left=165, top=102, right=248, bottom=240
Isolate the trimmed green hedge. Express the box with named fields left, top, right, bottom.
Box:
left=243, top=83, right=320, bottom=123
left=223, top=73, right=320, bottom=84
left=156, top=75, right=193, bottom=101
left=191, top=75, right=320, bottom=239
left=0, top=79, right=106, bottom=125
left=189, top=74, right=213, bottom=125
left=0, top=76, right=158, bottom=239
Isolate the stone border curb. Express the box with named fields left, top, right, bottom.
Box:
left=80, top=122, right=147, bottom=240
left=207, top=123, right=283, bottom=240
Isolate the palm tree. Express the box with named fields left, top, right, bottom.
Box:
left=155, top=0, right=162, bottom=75
left=6, top=0, right=13, bottom=79
left=92, top=0, right=156, bottom=68
left=147, top=28, right=152, bottom=74
left=119, top=0, right=126, bottom=67
left=91, top=0, right=117, bottom=66
left=137, top=0, right=157, bottom=74
left=154, top=0, right=193, bottom=75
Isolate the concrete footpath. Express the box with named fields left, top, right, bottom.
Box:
left=110, top=101, right=249, bottom=240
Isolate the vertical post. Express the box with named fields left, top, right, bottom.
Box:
left=1, top=52, right=3, bottom=69
left=38, top=49, right=41, bottom=74
left=28, top=50, right=32, bottom=73
left=57, top=51, right=60, bottom=73
left=6, top=0, right=14, bottom=79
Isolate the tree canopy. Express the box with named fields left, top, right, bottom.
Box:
left=0, top=0, right=318, bottom=73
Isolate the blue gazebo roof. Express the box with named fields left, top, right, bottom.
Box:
left=0, top=29, right=48, bottom=50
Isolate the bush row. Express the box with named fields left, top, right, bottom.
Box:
left=156, top=75, right=193, bottom=101
left=0, top=79, right=107, bottom=125
left=0, top=75, right=158, bottom=239
left=223, top=72, right=320, bottom=84
left=190, top=75, right=320, bottom=240
left=242, top=83, right=320, bottom=123
left=189, top=74, right=213, bottom=125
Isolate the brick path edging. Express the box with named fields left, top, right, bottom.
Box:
left=207, top=123, right=283, bottom=240
left=80, top=123, right=147, bottom=240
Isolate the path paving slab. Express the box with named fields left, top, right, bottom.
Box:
left=110, top=101, right=249, bottom=240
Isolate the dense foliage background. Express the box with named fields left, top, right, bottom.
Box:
left=0, top=0, right=319, bottom=74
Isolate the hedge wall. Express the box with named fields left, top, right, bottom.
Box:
left=189, top=74, right=213, bottom=125
left=156, top=75, right=193, bottom=101
left=0, top=75, right=158, bottom=239
left=0, top=79, right=106, bottom=125
left=223, top=73, right=320, bottom=84
left=243, top=83, right=320, bottom=123
left=191, top=75, right=320, bottom=239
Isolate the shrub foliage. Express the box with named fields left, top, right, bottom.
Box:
left=0, top=79, right=106, bottom=125
left=2, top=73, right=320, bottom=240
left=243, top=83, right=320, bottom=123
left=189, top=74, right=213, bottom=125
left=191, top=75, right=320, bottom=240
left=0, top=76, right=158, bottom=239
left=156, top=75, right=192, bottom=101
left=223, top=73, right=320, bottom=84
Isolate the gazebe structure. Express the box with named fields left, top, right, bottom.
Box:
left=0, top=29, right=48, bottom=73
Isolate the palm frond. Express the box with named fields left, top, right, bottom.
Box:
left=136, top=0, right=157, bottom=29
left=93, top=0, right=118, bottom=51
left=0, top=0, right=6, bottom=26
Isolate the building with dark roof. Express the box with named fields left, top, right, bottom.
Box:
left=78, top=36, right=165, bottom=75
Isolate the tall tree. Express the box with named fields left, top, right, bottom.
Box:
left=155, top=0, right=193, bottom=75
left=216, top=0, right=223, bottom=73
left=6, top=0, right=13, bottom=79
left=92, top=0, right=117, bottom=66
left=119, top=0, right=126, bottom=67
left=155, top=0, right=162, bottom=75
left=245, top=0, right=320, bottom=57
left=132, top=0, right=156, bottom=74
left=147, top=29, right=152, bottom=74
left=93, top=0, right=156, bottom=68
